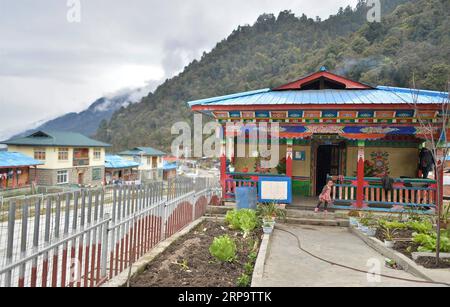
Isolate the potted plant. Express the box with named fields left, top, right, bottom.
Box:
left=262, top=221, right=274, bottom=234
left=257, top=202, right=286, bottom=225
left=366, top=221, right=377, bottom=237
left=383, top=227, right=397, bottom=248
left=348, top=210, right=360, bottom=227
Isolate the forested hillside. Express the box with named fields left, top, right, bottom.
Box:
left=96, top=0, right=450, bottom=152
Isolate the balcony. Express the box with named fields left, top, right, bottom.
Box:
left=73, top=158, right=90, bottom=167
left=73, top=148, right=90, bottom=167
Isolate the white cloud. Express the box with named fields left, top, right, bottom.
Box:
left=0, top=0, right=358, bottom=139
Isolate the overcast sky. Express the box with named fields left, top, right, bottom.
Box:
left=0, top=0, right=358, bottom=139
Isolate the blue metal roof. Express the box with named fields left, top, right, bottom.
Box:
left=118, top=147, right=166, bottom=157
left=188, top=87, right=448, bottom=107
left=0, top=152, right=43, bottom=168
left=105, top=155, right=139, bottom=169
left=163, top=161, right=177, bottom=171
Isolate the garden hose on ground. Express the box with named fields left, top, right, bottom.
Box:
left=275, top=226, right=450, bottom=287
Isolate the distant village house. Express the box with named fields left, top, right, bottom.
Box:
left=1, top=131, right=110, bottom=186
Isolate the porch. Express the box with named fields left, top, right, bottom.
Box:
left=223, top=172, right=438, bottom=213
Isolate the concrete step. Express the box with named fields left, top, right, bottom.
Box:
left=206, top=205, right=235, bottom=216
left=286, top=209, right=347, bottom=220
left=284, top=217, right=349, bottom=227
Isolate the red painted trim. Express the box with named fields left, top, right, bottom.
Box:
left=220, top=153, right=227, bottom=199
left=356, top=146, right=365, bottom=208
left=191, top=104, right=441, bottom=112
left=273, top=71, right=372, bottom=90
left=286, top=157, right=293, bottom=178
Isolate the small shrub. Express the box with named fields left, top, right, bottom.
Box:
left=406, top=220, right=433, bottom=234
left=236, top=273, right=251, bottom=287
left=248, top=251, right=258, bottom=262
left=209, top=235, right=237, bottom=262
left=244, top=262, right=254, bottom=275
left=379, top=220, right=408, bottom=230
left=225, top=209, right=258, bottom=236
left=225, top=210, right=241, bottom=230
left=413, top=232, right=450, bottom=253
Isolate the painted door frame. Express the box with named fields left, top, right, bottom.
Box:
left=310, top=137, right=347, bottom=195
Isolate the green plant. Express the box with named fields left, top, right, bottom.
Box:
left=379, top=220, right=408, bottom=230
left=248, top=251, right=258, bottom=262
left=382, top=227, right=398, bottom=241
left=225, top=210, right=241, bottom=230
left=359, top=213, right=376, bottom=227
left=209, top=235, right=237, bottom=262
left=413, top=232, right=450, bottom=253
left=257, top=202, right=286, bottom=221
left=239, top=210, right=258, bottom=237
left=244, top=262, right=254, bottom=275
left=236, top=273, right=251, bottom=287
left=406, top=220, right=433, bottom=234
left=225, top=209, right=258, bottom=236
left=172, top=259, right=190, bottom=272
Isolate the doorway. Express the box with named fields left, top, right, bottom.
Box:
left=78, top=172, right=84, bottom=185
left=315, top=145, right=341, bottom=195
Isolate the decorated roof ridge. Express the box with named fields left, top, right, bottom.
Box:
left=377, top=86, right=449, bottom=99
left=272, top=69, right=373, bottom=91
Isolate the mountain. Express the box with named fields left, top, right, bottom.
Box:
left=96, top=0, right=450, bottom=152
left=16, top=86, right=152, bottom=139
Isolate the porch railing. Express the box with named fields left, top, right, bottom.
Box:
left=327, top=175, right=437, bottom=213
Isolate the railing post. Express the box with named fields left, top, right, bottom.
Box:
left=4, top=200, right=16, bottom=287
left=100, top=213, right=110, bottom=281
left=356, top=140, right=365, bottom=208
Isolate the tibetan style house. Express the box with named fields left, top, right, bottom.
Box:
left=188, top=68, right=449, bottom=212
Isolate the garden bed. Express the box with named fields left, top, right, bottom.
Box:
left=129, top=220, right=262, bottom=287
left=355, top=213, right=450, bottom=270
left=415, top=257, right=450, bottom=269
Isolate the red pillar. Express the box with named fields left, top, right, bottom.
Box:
left=356, top=141, right=365, bottom=208
left=286, top=139, right=293, bottom=178
left=220, top=133, right=227, bottom=199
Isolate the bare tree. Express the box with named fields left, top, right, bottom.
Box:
left=409, top=76, right=450, bottom=264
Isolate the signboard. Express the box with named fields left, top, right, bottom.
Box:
left=294, top=150, right=306, bottom=161
left=258, top=177, right=292, bottom=204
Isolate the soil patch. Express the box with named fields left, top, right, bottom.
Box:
left=130, top=220, right=261, bottom=287
left=415, top=257, right=450, bottom=269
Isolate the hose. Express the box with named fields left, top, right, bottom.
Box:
left=275, top=226, right=450, bottom=287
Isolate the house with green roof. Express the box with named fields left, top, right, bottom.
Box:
left=118, top=147, right=166, bottom=181
left=1, top=131, right=110, bottom=186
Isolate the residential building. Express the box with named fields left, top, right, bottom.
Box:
left=104, top=155, right=139, bottom=184
left=0, top=152, right=42, bottom=189
left=118, top=147, right=165, bottom=180
left=1, top=131, right=110, bottom=186
left=188, top=68, right=448, bottom=212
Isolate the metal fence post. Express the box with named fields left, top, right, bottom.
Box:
left=4, top=200, right=16, bottom=287
left=100, top=213, right=110, bottom=281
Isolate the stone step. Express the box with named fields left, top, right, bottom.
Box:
left=286, top=209, right=347, bottom=220
left=284, top=217, right=349, bottom=227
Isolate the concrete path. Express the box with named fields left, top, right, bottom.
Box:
left=255, top=224, right=439, bottom=287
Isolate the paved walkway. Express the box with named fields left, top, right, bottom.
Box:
left=255, top=224, right=438, bottom=287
